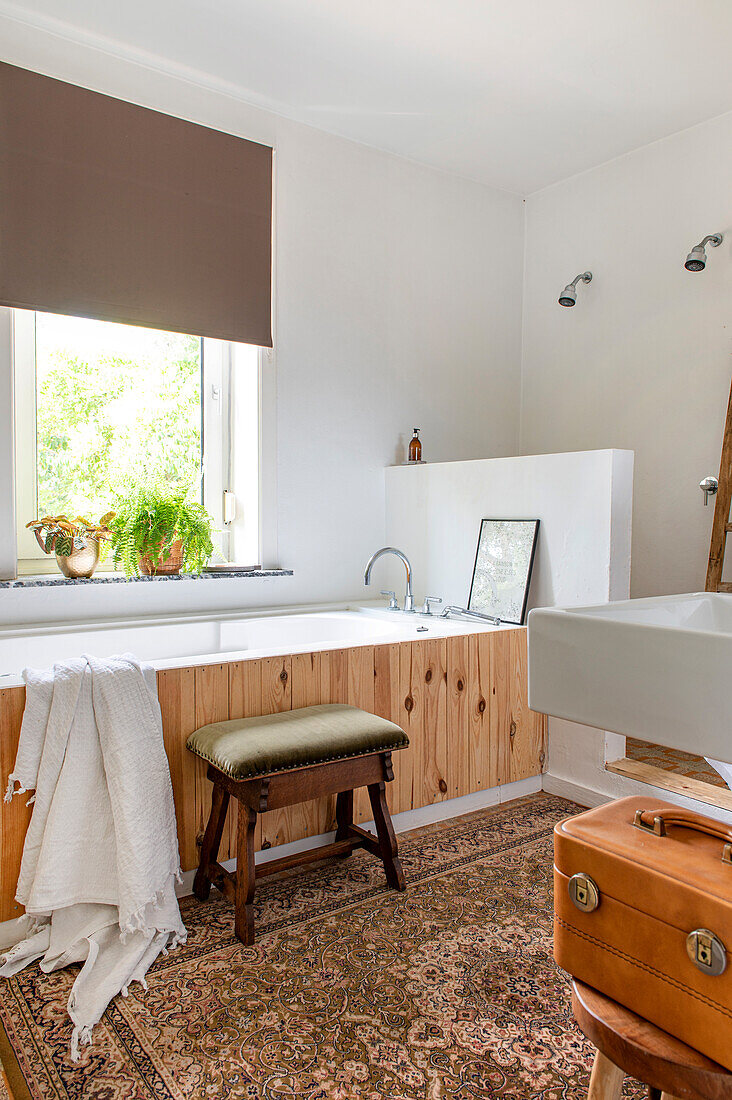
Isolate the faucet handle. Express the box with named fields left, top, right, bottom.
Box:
left=421, top=596, right=442, bottom=616
left=380, top=589, right=399, bottom=611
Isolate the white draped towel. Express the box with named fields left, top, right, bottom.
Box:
left=0, top=654, right=186, bottom=1059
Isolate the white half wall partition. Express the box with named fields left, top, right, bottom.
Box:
left=383, top=449, right=633, bottom=610
left=383, top=448, right=634, bottom=803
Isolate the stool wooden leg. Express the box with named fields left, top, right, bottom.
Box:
left=235, top=802, right=257, bottom=946
left=193, top=783, right=230, bottom=901
left=335, top=790, right=354, bottom=852
left=367, top=780, right=405, bottom=891
left=588, top=1051, right=625, bottom=1100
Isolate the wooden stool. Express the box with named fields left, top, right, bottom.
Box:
left=572, top=980, right=732, bottom=1100
left=187, top=702, right=409, bottom=945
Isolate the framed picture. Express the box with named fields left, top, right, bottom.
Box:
left=468, top=519, right=540, bottom=626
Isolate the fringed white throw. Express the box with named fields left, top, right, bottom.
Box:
left=0, top=655, right=186, bottom=1060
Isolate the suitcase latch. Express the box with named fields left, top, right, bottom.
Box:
left=686, top=928, right=727, bottom=976
left=568, top=873, right=600, bottom=913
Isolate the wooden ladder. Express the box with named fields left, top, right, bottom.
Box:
left=706, top=376, right=732, bottom=592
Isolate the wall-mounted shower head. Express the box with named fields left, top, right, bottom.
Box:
left=685, top=234, right=723, bottom=272
left=558, top=271, right=592, bottom=307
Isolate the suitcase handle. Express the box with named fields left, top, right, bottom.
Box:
left=634, top=807, right=732, bottom=865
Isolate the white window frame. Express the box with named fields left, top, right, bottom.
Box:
left=201, top=337, right=262, bottom=569
left=10, top=309, right=267, bottom=575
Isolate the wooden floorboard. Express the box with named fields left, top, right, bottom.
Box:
left=606, top=757, right=732, bottom=812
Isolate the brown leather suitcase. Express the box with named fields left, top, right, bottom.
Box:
left=554, top=796, right=732, bottom=1068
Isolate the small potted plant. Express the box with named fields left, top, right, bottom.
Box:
left=111, top=482, right=215, bottom=577
left=26, top=514, right=115, bottom=579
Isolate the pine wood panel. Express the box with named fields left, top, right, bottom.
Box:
left=491, top=630, right=546, bottom=785
left=194, top=664, right=230, bottom=857
left=157, top=668, right=198, bottom=871
left=375, top=641, right=416, bottom=814
left=345, top=647, right=376, bottom=824
left=287, top=646, right=376, bottom=833
left=228, top=660, right=265, bottom=857
left=373, top=643, right=410, bottom=812
left=229, top=659, right=263, bottom=721
left=405, top=639, right=448, bottom=808
left=472, top=634, right=495, bottom=791
left=489, top=631, right=512, bottom=785
left=0, top=688, right=31, bottom=921
left=256, top=656, right=295, bottom=851
left=508, top=630, right=547, bottom=782
left=291, top=652, right=322, bottom=709
left=271, top=650, right=330, bottom=845
left=262, top=655, right=292, bottom=715
left=446, top=634, right=492, bottom=797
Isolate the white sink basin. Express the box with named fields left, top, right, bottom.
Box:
left=528, top=593, right=732, bottom=764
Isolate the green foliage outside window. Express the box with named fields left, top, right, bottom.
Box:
left=35, top=316, right=202, bottom=520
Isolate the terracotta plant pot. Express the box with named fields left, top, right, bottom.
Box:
left=55, top=538, right=101, bottom=579
left=139, top=539, right=184, bottom=577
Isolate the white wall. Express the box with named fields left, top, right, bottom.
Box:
left=383, top=449, right=633, bottom=611
left=520, top=110, right=732, bottom=599
left=0, top=21, right=525, bottom=627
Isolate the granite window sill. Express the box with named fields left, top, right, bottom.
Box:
left=0, top=569, right=293, bottom=589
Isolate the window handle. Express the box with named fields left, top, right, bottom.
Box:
left=223, top=490, right=236, bottom=525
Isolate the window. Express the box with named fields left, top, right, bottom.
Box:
left=12, top=310, right=262, bottom=572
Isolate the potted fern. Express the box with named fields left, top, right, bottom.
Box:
left=111, top=482, right=215, bottom=577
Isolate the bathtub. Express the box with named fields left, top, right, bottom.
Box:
left=0, top=605, right=504, bottom=686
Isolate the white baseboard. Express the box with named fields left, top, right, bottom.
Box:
left=541, top=774, right=609, bottom=808
left=384, top=773, right=542, bottom=833
left=175, top=775, right=543, bottom=899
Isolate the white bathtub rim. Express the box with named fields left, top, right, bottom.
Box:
left=0, top=601, right=511, bottom=688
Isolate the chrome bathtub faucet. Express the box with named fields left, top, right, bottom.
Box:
left=364, top=547, right=415, bottom=612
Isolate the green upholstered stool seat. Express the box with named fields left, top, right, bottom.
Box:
left=186, top=702, right=409, bottom=781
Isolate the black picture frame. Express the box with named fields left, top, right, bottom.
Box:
left=468, top=518, right=540, bottom=626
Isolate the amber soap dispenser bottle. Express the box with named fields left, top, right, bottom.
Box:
left=408, top=428, right=422, bottom=463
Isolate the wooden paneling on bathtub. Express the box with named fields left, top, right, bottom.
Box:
left=0, top=688, right=31, bottom=921
left=0, top=628, right=546, bottom=921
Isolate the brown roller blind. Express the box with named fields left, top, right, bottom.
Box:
left=0, top=62, right=272, bottom=347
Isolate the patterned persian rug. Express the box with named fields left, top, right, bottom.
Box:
left=0, top=793, right=644, bottom=1099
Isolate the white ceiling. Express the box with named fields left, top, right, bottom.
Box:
left=5, top=0, right=732, bottom=194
